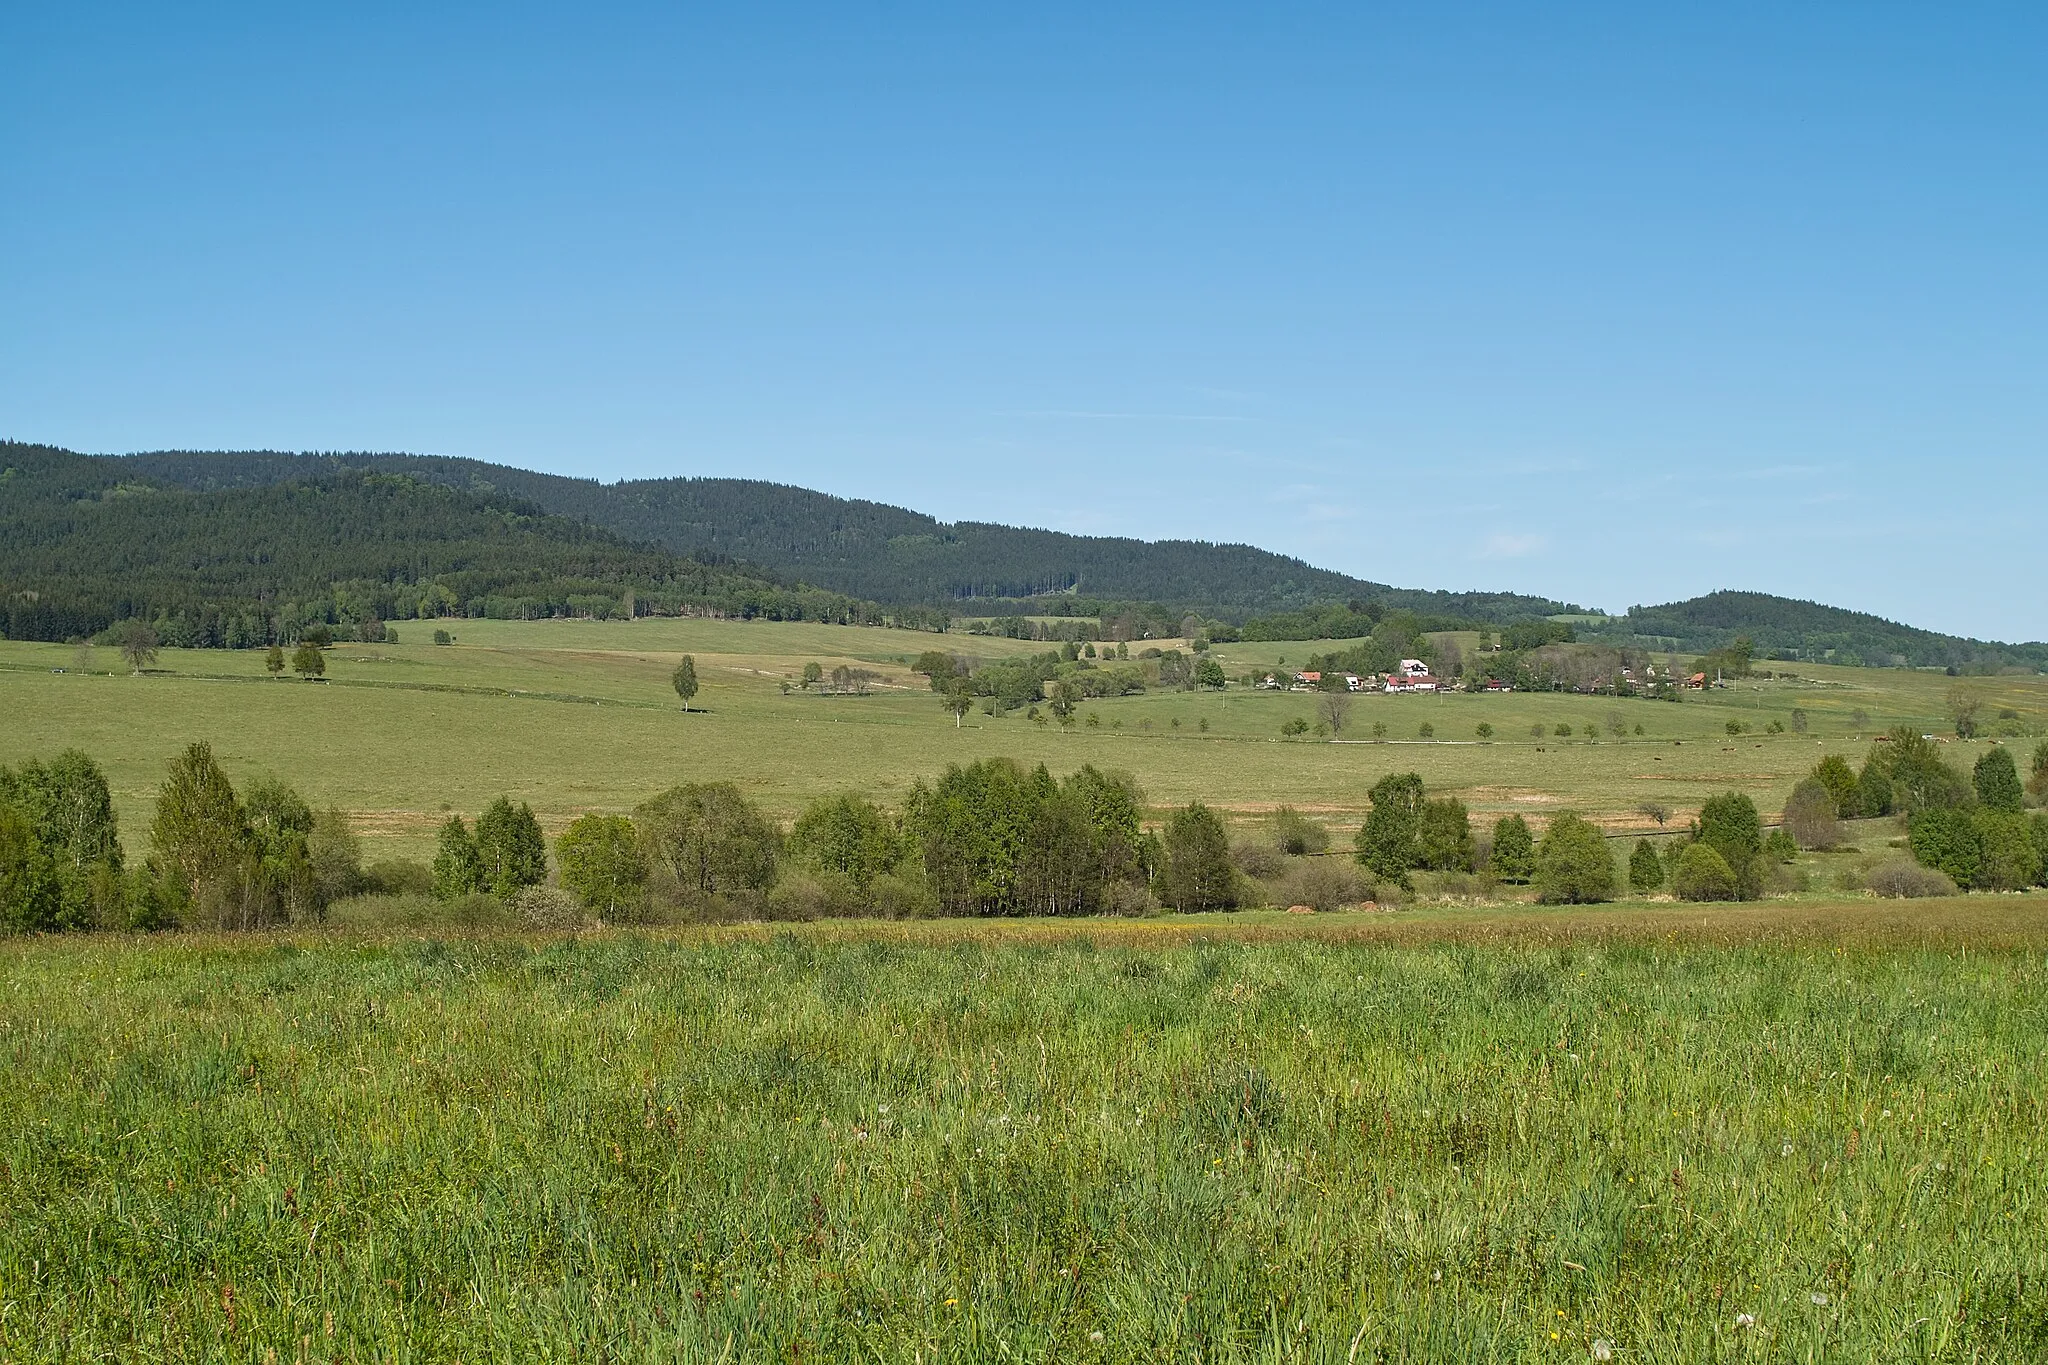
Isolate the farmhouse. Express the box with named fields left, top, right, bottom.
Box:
left=1384, top=672, right=1438, bottom=694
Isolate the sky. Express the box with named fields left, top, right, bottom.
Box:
left=5, top=4, right=2045, bottom=639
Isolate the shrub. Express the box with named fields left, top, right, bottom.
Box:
left=1489, top=814, right=1534, bottom=883
left=1698, top=791, right=1764, bottom=899
left=361, top=859, right=433, bottom=896
left=1628, top=839, right=1663, bottom=893
left=1534, top=814, right=1614, bottom=904
left=1973, top=809, right=2042, bottom=891
left=1909, top=807, right=1982, bottom=889
left=1229, top=838, right=1286, bottom=879
left=1782, top=778, right=1843, bottom=850
left=1813, top=754, right=1860, bottom=818
left=1270, top=806, right=1329, bottom=856
left=1672, top=843, right=1739, bottom=901
left=1763, top=829, right=1799, bottom=864
left=1280, top=859, right=1363, bottom=912
left=1281, top=718, right=1309, bottom=737
left=1865, top=859, right=1957, bottom=899
left=1973, top=746, right=2024, bottom=813
left=512, top=885, right=583, bottom=931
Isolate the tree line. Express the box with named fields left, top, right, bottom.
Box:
left=0, top=444, right=900, bottom=648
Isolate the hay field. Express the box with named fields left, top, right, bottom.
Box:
left=3, top=619, right=2039, bottom=860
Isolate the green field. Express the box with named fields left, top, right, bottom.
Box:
left=3, top=906, right=2044, bottom=1360
left=7, top=618, right=2039, bottom=862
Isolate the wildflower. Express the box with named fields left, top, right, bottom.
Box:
left=1088, top=1330, right=1104, bottom=1343
left=1781, top=1143, right=1794, bottom=1156
left=1590, top=1341, right=1615, bottom=1361
left=1550, top=1332, right=1561, bottom=1341
left=1733, top=1313, right=1756, bottom=1329
left=945, top=1297, right=959, bottom=1308
left=1809, top=1292, right=1828, bottom=1306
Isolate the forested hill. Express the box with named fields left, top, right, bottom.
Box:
left=106, top=448, right=1577, bottom=619
left=1586, top=591, right=2048, bottom=672
left=0, top=443, right=882, bottom=646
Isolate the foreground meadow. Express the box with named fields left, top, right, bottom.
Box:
left=3, top=904, right=2044, bottom=1361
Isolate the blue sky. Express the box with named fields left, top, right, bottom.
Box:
left=5, top=5, right=2044, bottom=638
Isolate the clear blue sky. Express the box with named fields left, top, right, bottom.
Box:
left=6, top=5, right=2044, bottom=639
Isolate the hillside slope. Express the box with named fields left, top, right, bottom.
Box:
left=0, top=443, right=877, bottom=645
left=1588, top=591, right=2048, bottom=672
left=109, top=448, right=1577, bottom=619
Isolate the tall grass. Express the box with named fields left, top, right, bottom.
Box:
left=1, top=925, right=2043, bottom=1360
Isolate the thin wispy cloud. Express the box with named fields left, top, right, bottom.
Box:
left=1479, top=532, right=1549, bottom=559
left=992, top=409, right=1249, bottom=423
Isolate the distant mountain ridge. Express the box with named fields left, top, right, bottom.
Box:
left=106, top=448, right=1579, bottom=620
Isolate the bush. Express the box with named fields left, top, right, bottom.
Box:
left=1534, top=814, right=1615, bottom=904
left=1813, top=754, right=1860, bottom=818
left=1865, top=859, right=1958, bottom=899
left=1672, top=843, right=1739, bottom=901
left=512, top=885, right=584, bottom=931
left=327, top=891, right=514, bottom=930
left=1909, top=807, right=1982, bottom=889
left=1280, top=859, right=1363, bottom=912
left=1763, top=828, right=1799, bottom=864
left=1973, top=746, right=2024, bottom=813
left=1628, top=839, right=1663, bottom=893
left=1698, top=790, right=1765, bottom=899
left=1229, top=838, right=1286, bottom=879
left=1782, top=778, right=1843, bottom=850
left=362, top=859, right=433, bottom=896
left=1489, top=814, right=1534, bottom=883
left=1269, top=806, right=1328, bottom=856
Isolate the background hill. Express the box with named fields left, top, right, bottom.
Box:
left=105, top=448, right=1580, bottom=620
left=1582, top=591, right=2048, bottom=672
left=0, top=443, right=879, bottom=646
left=5, top=443, right=2043, bottom=669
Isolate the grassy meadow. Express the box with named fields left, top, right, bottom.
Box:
left=3, top=907, right=2045, bottom=1361
left=7, top=617, right=2040, bottom=861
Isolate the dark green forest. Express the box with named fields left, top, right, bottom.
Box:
left=101, top=447, right=1579, bottom=618
left=1583, top=591, right=2048, bottom=673
left=0, top=443, right=884, bottom=646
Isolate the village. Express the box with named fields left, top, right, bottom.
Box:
left=1255, top=658, right=1718, bottom=695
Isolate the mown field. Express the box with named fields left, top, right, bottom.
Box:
left=2, top=904, right=2044, bottom=1361
left=6, top=618, right=2039, bottom=861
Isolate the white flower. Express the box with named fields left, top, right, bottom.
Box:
left=1734, top=1313, right=1756, bottom=1328
left=1781, top=1143, right=1795, bottom=1157
left=1809, top=1292, right=1829, bottom=1306
left=1590, top=1339, right=1615, bottom=1361
left=1088, top=1330, right=1104, bottom=1343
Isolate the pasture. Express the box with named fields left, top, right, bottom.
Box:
left=2, top=905, right=2044, bottom=1360
left=5, top=618, right=2040, bottom=861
